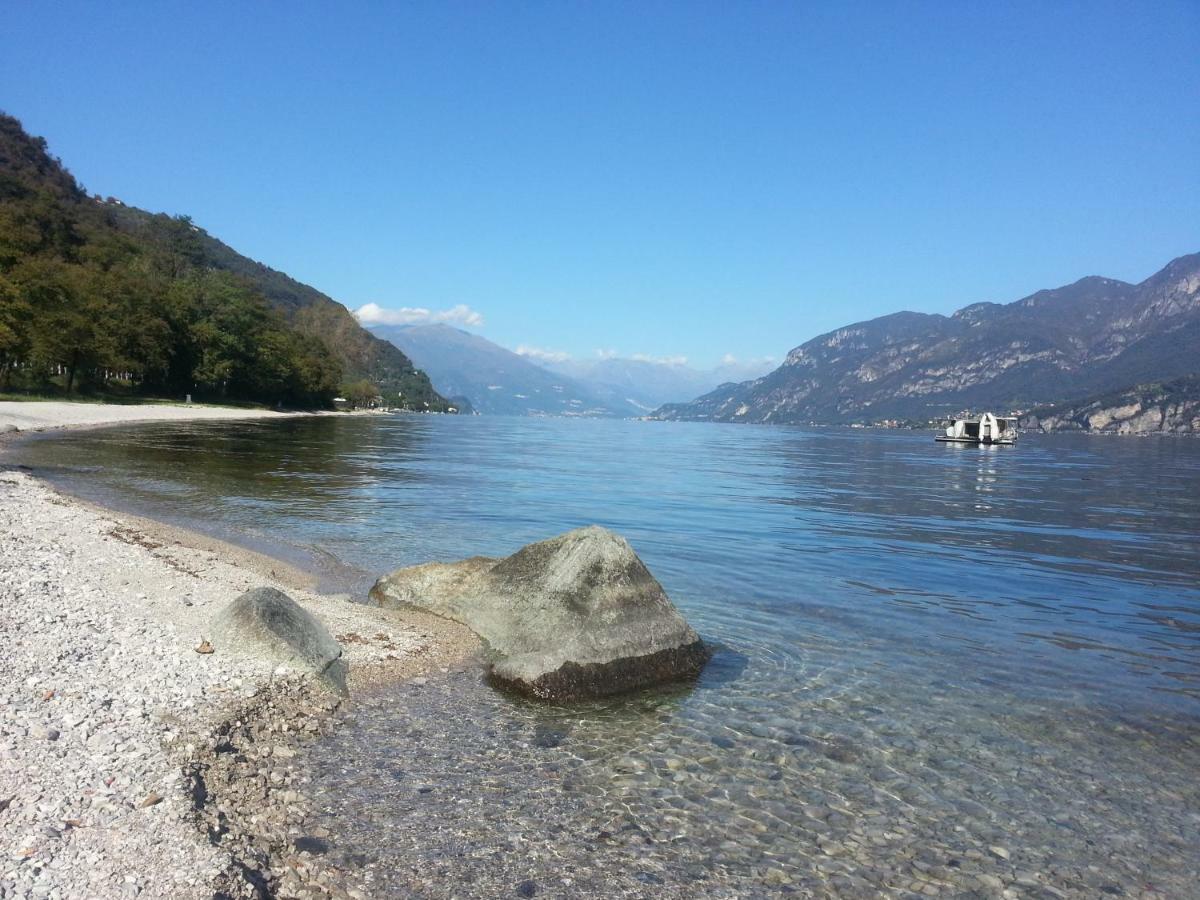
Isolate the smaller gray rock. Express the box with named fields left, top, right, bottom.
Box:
left=212, top=587, right=346, bottom=693
left=0, top=423, right=18, bottom=434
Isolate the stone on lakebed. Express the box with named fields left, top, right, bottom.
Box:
left=369, top=525, right=710, bottom=701
left=212, top=586, right=347, bottom=693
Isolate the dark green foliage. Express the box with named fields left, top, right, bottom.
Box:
left=0, top=112, right=450, bottom=410
left=101, top=200, right=451, bottom=410
left=0, top=112, right=341, bottom=406
left=342, top=379, right=381, bottom=408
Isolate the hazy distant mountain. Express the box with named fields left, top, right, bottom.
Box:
left=371, top=324, right=639, bottom=417
left=655, top=252, right=1200, bottom=425
left=538, top=357, right=776, bottom=411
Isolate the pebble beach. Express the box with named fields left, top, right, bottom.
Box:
left=0, top=402, right=477, bottom=899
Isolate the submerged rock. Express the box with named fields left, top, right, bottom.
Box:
left=212, top=587, right=346, bottom=693
left=370, top=526, right=709, bottom=700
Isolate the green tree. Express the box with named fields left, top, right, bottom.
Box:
left=267, top=330, right=342, bottom=408
left=12, top=258, right=99, bottom=392
left=0, top=112, right=345, bottom=408
left=344, top=379, right=379, bottom=408
left=0, top=272, right=31, bottom=388
left=91, top=264, right=172, bottom=386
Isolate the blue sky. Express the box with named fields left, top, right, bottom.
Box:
left=4, top=2, right=1197, bottom=369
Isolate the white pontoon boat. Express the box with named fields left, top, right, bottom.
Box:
left=936, top=412, right=1018, bottom=445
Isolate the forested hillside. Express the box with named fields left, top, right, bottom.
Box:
left=100, top=204, right=449, bottom=408
left=0, top=113, right=449, bottom=410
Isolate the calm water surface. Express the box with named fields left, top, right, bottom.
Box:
left=20, top=417, right=1200, bottom=897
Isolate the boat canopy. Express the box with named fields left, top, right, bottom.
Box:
left=939, top=412, right=1018, bottom=444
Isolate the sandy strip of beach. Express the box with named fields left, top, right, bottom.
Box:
left=0, top=399, right=331, bottom=434
left=0, top=402, right=478, bottom=899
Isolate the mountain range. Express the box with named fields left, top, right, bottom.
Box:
left=370, top=324, right=639, bottom=416
left=370, top=324, right=777, bottom=416
left=7, top=114, right=1194, bottom=426
left=655, top=252, right=1200, bottom=425
left=537, top=356, right=775, bottom=412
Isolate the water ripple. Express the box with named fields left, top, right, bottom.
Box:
left=19, top=416, right=1200, bottom=895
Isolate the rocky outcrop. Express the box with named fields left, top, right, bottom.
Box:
left=370, top=526, right=710, bottom=700
left=1021, top=375, right=1200, bottom=434
left=655, top=252, right=1200, bottom=425
left=212, top=587, right=347, bottom=693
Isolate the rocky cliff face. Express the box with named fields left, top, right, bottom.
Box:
left=655, top=253, right=1200, bottom=424
left=1020, top=375, right=1200, bottom=434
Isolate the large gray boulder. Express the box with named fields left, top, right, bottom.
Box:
left=370, top=526, right=709, bottom=700
left=212, top=587, right=346, bottom=694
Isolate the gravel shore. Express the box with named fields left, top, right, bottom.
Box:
left=0, top=407, right=479, bottom=899
left=0, top=400, right=327, bottom=434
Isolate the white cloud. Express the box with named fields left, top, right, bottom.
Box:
left=586, top=349, right=692, bottom=366
left=353, top=302, right=484, bottom=328
left=629, top=353, right=689, bottom=366
left=715, top=353, right=777, bottom=376
left=515, top=344, right=572, bottom=364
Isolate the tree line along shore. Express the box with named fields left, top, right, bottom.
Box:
left=0, top=112, right=453, bottom=413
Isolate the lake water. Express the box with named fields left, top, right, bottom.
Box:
left=20, top=417, right=1200, bottom=898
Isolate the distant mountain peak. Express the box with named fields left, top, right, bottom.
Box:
left=534, top=354, right=778, bottom=410
left=369, top=324, right=638, bottom=417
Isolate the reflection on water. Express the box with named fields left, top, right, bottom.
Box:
left=18, top=417, right=1200, bottom=896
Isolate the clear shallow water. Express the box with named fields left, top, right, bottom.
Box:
left=19, top=417, right=1200, bottom=897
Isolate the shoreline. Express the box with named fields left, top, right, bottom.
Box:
left=1, top=401, right=402, bottom=596
left=0, top=402, right=481, bottom=899
left=0, top=399, right=345, bottom=435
